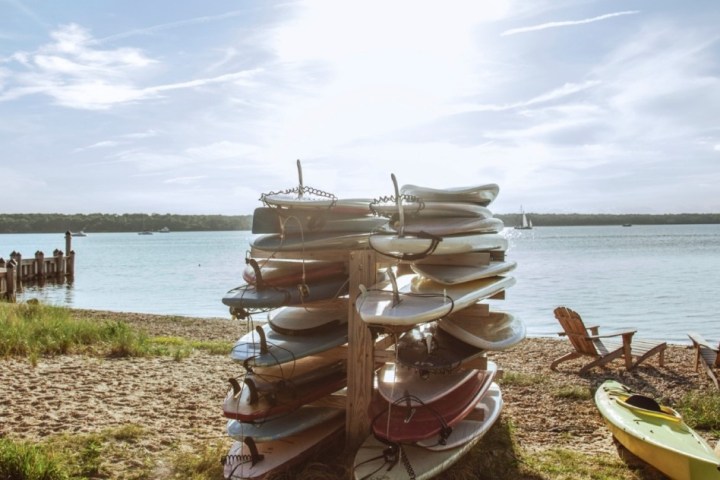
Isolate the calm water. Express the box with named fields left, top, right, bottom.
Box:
left=2, top=225, right=719, bottom=343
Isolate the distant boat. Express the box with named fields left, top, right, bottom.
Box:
left=138, top=231, right=153, bottom=235
left=514, top=207, right=533, bottom=230
left=158, top=226, right=170, bottom=233
left=622, top=224, right=632, bottom=227
left=71, top=230, right=88, bottom=237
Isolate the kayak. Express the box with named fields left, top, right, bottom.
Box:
left=595, top=380, right=720, bottom=480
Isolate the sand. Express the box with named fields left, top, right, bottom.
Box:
left=0, top=309, right=715, bottom=479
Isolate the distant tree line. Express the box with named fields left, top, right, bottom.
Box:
left=0, top=213, right=252, bottom=234
left=496, top=213, right=720, bottom=227
left=0, top=212, right=718, bottom=234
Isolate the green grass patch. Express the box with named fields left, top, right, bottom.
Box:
left=500, top=371, right=548, bottom=387
left=0, top=303, right=230, bottom=360
left=553, top=385, right=593, bottom=401
left=0, top=437, right=70, bottom=480
left=677, top=390, right=720, bottom=432
left=522, top=448, right=642, bottom=479
left=171, top=441, right=227, bottom=480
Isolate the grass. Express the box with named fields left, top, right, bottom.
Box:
left=499, top=371, right=548, bottom=387
left=677, top=389, right=720, bottom=432
left=0, top=302, right=231, bottom=361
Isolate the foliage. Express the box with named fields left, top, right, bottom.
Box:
left=677, top=390, right=720, bottom=431
left=0, top=303, right=230, bottom=359
left=0, top=438, right=69, bottom=480
left=0, top=213, right=252, bottom=234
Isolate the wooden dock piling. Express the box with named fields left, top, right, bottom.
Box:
left=0, top=233, right=76, bottom=300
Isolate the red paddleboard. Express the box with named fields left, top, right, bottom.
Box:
left=368, top=368, right=494, bottom=443
left=242, top=257, right=347, bottom=288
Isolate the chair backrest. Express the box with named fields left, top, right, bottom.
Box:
left=554, top=307, right=598, bottom=356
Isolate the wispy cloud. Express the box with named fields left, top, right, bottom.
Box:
left=97, top=10, right=250, bottom=43
left=501, top=11, right=640, bottom=36
left=0, top=24, right=262, bottom=109
left=458, top=80, right=601, bottom=113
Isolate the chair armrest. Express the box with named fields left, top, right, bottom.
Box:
left=688, top=332, right=719, bottom=352
left=587, top=329, right=636, bottom=340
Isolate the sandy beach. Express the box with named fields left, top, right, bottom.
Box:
left=0, top=309, right=714, bottom=479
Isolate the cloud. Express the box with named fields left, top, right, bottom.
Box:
left=96, top=10, right=251, bottom=43
left=457, top=80, right=601, bottom=113
left=501, top=10, right=640, bottom=36
left=0, top=24, right=264, bottom=109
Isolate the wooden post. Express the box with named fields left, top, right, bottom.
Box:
left=6, top=259, right=16, bottom=301
left=345, top=249, right=377, bottom=452
left=65, top=231, right=72, bottom=257
left=35, top=251, right=45, bottom=280
left=13, top=252, right=22, bottom=287
left=55, top=249, right=65, bottom=278
left=67, top=250, right=75, bottom=278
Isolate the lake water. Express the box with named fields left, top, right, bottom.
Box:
left=2, top=225, right=719, bottom=344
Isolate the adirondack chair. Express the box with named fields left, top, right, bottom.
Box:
left=551, top=307, right=666, bottom=374
left=688, top=332, right=720, bottom=389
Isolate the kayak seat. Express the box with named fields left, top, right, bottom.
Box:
left=551, top=306, right=666, bottom=374
left=624, top=394, right=662, bottom=413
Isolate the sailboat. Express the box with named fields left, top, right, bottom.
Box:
left=515, top=207, right=533, bottom=230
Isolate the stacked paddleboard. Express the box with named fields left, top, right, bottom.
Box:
left=352, top=179, right=525, bottom=479
left=221, top=161, right=368, bottom=479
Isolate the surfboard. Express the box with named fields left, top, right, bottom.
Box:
left=267, top=299, right=348, bottom=336
left=411, top=260, right=517, bottom=285
left=368, top=366, right=494, bottom=443
left=377, top=361, right=497, bottom=406
left=415, top=382, right=502, bottom=450
left=400, top=183, right=500, bottom=206
left=242, top=258, right=347, bottom=288
left=226, top=406, right=344, bottom=442
left=355, top=273, right=516, bottom=327
left=252, top=232, right=372, bottom=252
left=394, top=323, right=484, bottom=372
left=368, top=232, right=508, bottom=259
left=371, top=201, right=492, bottom=219
left=222, top=369, right=347, bottom=422
left=389, top=217, right=504, bottom=236
left=230, top=323, right=348, bottom=367
left=438, top=310, right=526, bottom=351
left=222, top=276, right=348, bottom=312
left=224, top=415, right=344, bottom=480
left=251, top=207, right=386, bottom=234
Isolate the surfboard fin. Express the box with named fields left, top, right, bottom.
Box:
left=243, top=377, right=259, bottom=405
left=228, top=377, right=242, bottom=397
left=254, top=325, right=269, bottom=355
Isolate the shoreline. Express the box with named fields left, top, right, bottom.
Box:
left=1, top=309, right=714, bottom=478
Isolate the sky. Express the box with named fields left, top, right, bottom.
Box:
left=1, top=0, right=719, bottom=215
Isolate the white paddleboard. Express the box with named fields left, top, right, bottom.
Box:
left=401, top=183, right=500, bottom=206
left=268, top=299, right=348, bottom=335
left=252, top=232, right=371, bottom=252
left=416, top=382, right=503, bottom=450
left=390, top=217, right=504, bottom=236
left=438, top=310, right=526, bottom=351
left=372, top=201, right=491, bottom=219
left=352, top=385, right=502, bottom=480
left=356, top=274, right=516, bottom=326
left=226, top=406, right=344, bottom=442
left=411, top=260, right=517, bottom=285
left=377, top=361, right=497, bottom=406
left=224, top=415, right=344, bottom=479
left=369, top=232, right=508, bottom=258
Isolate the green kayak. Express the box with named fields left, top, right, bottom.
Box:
left=595, top=380, right=720, bottom=480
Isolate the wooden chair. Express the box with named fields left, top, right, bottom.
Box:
left=551, top=306, right=666, bottom=374
left=688, top=332, right=720, bottom=389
